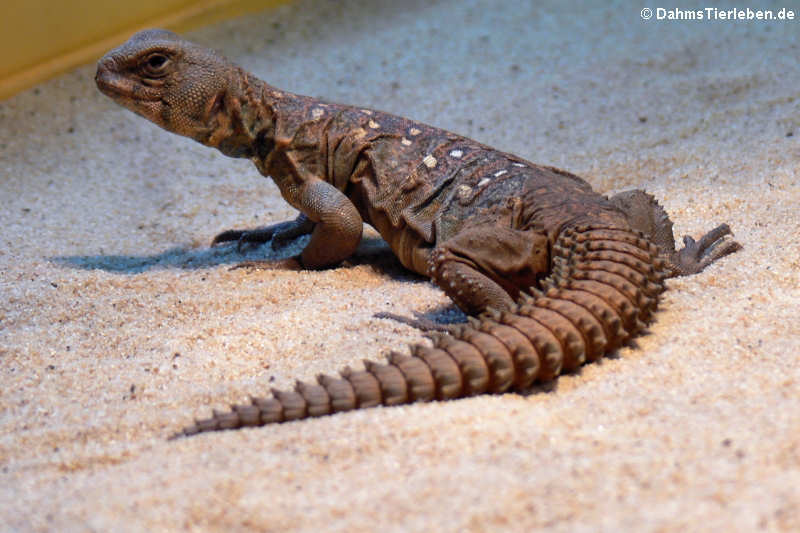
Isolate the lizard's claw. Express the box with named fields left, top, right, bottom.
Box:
left=671, top=223, right=742, bottom=275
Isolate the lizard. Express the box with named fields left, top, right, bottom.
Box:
left=95, top=29, right=741, bottom=438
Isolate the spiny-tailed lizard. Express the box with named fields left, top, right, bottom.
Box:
left=95, top=30, right=741, bottom=437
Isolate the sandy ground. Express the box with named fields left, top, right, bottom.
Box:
left=1, top=0, right=798, bottom=531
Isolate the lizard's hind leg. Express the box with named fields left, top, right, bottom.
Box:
left=430, top=259, right=515, bottom=315
left=428, top=226, right=551, bottom=315
left=609, top=189, right=741, bottom=276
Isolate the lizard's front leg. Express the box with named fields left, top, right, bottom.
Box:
left=295, top=179, right=364, bottom=268
left=214, top=179, right=362, bottom=269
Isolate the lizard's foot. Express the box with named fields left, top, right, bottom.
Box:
left=670, top=223, right=742, bottom=276
left=211, top=215, right=315, bottom=253
left=229, top=256, right=303, bottom=271
left=212, top=227, right=276, bottom=252
left=374, top=311, right=458, bottom=332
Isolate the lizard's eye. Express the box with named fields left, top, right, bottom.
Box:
left=142, top=53, right=169, bottom=76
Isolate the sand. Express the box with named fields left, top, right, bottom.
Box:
left=1, top=0, right=798, bottom=531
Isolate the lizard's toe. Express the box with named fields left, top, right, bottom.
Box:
left=237, top=228, right=278, bottom=252
left=228, top=257, right=303, bottom=271
left=213, top=226, right=282, bottom=251
left=270, top=228, right=297, bottom=250
left=211, top=229, right=246, bottom=246
left=374, top=311, right=460, bottom=332
left=693, top=223, right=733, bottom=254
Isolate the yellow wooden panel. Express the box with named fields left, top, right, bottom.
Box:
left=0, top=0, right=288, bottom=100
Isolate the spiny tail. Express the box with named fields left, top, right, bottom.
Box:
left=171, top=223, right=670, bottom=439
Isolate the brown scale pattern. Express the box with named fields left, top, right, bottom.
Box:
left=173, top=224, right=671, bottom=438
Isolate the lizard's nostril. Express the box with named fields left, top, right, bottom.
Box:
left=95, top=65, right=107, bottom=86
left=95, top=63, right=119, bottom=95
left=95, top=56, right=121, bottom=89
left=95, top=59, right=108, bottom=81
left=96, top=56, right=116, bottom=74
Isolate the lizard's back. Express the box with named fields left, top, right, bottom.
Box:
left=323, top=105, right=621, bottom=274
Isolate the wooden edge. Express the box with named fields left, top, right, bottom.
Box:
left=0, top=0, right=289, bottom=101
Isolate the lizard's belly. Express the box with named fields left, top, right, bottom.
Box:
left=361, top=203, right=432, bottom=276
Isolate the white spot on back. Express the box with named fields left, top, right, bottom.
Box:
left=361, top=109, right=373, bottom=115
left=409, top=127, right=422, bottom=136
left=513, top=162, right=526, bottom=167
left=311, top=108, right=324, bottom=119
left=423, top=155, right=437, bottom=168
left=494, top=169, right=508, bottom=177
left=401, top=138, right=412, bottom=146
left=449, top=149, right=463, bottom=158
left=368, top=119, right=380, bottom=129
left=478, top=178, right=491, bottom=187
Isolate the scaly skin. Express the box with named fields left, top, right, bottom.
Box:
left=95, top=30, right=742, bottom=438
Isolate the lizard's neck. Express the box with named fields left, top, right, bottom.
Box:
left=202, top=68, right=276, bottom=159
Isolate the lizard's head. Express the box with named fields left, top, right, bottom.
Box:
left=96, top=29, right=244, bottom=151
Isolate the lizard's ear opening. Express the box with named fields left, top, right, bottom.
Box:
left=208, top=91, right=226, bottom=118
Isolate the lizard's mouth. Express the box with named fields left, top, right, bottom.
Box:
left=95, top=66, right=161, bottom=102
